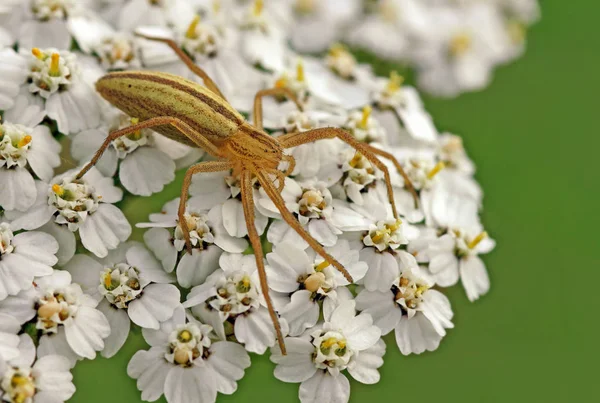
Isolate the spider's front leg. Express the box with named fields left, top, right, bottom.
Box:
left=240, top=170, right=287, bottom=354
left=253, top=87, right=303, bottom=130
left=280, top=127, right=420, bottom=217
left=177, top=161, right=232, bottom=253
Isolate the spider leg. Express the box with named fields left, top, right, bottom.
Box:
left=253, top=87, right=303, bottom=130
left=178, top=161, right=232, bottom=253
left=256, top=170, right=354, bottom=283
left=281, top=154, right=296, bottom=177
left=135, top=33, right=226, bottom=100
left=359, top=145, right=419, bottom=208
left=75, top=116, right=222, bottom=180
left=280, top=127, right=417, bottom=219
left=240, top=170, right=287, bottom=355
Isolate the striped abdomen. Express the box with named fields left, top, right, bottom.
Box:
left=95, top=71, right=244, bottom=147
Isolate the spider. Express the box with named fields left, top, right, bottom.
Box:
left=75, top=34, right=418, bottom=354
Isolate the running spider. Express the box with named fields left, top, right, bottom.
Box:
left=75, top=34, right=418, bottom=354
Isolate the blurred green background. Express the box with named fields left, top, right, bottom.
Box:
left=72, top=0, right=597, bottom=401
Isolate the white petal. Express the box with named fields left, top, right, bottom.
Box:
left=120, top=147, right=176, bottom=196
left=18, top=20, right=71, bottom=51
left=281, top=290, right=319, bottom=336
left=45, top=82, right=100, bottom=135
left=355, top=290, right=402, bottom=335
left=394, top=313, right=443, bottom=355
left=0, top=168, right=36, bottom=211
left=460, top=256, right=491, bottom=302
left=308, top=219, right=338, bottom=247
left=126, top=244, right=174, bottom=284
left=42, top=222, right=76, bottom=266
left=299, top=371, right=350, bottom=403
left=359, top=249, right=399, bottom=292
left=79, top=204, right=132, bottom=258
left=33, top=355, right=75, bottom=401
left=176, top=246, right=222, bottom=288
left=64, top=254, right=103, bottom=295
left=143, top=227, right=177, bottom=273
left=267, top=220, right=308, bottom=248
left=128, top=347, right=171, bottom=402
left=37, top=330, right=80, bottom=368
left=98, top=301, right=131, bottom=359
left=234, top=308, right=276, bottom=354
left=27, top=125, right=61, bottom=182
left=165, top=365, right=217, bottom=403
left=206, top=341, right=251, bottom=394
left=421, top=290, right=454, bottom=336
left=128, top=284, right=180, bottom=329
left=271, top=338, right=317, bottom=383
left=347, top=338, right=385, bottom=384
left=64, top=306, right=110, bottom=359
left=71, top=128, right=118, bottom=177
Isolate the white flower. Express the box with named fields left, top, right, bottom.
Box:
left=0, top=334, right=75, bottom=403
left=0, top=222, right=57, bottom=302
left=237, top=0, right=288, bottom=72
left=288, top=0, right=361, bottom=53
left=370, top=72, right=439, bottom=144
left=412, top=4, right=513, bottom=97
left=72, top=112, right=176, bottom=196
left=426, top=227, right=495, bottom=301
left=140, top=199, right=248, bottom=288
left=300, top=50, right=372, bottom=109
left=271, top=300, right=384, bottom=403
left=65, top=243, right=180, bottom=358
left=0, top=47, right=102, bottom=135
left=4, top=167, right=131, bottom=262
left=0, top=271, right=110, bottom=365
left=8, top=0, right=112, bottom=52
left=436, top=132, right=475, bottom=175
left=128, top=307, right=251, bottom=403
left=188, top=169, right=269, bottom=238
left=0, top=121, right=61, bottom=211
left=116, top=0, right=197, bottom=33
left=93, top=32, right=141, bottom=71
left=175, top=16, right=265, bottom=111
left=183, top=253, right=285, bottom=354
left=356, top=267, right=453, bottom=355
left=260, top=178, right=370, bottom=248
left=266, top=240, right=367, bottom=336
left=346, top=0, right=430, bottom=60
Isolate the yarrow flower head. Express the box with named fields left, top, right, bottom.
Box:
left=0, top=334, right=75, bottom=403
left=271, top=301, right=384, bottom=403
left=184, top=253, right=286, bottom=354
left=128, top=307, right=251, bottom=402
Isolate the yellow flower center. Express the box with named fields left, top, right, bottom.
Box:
left=386, top=71, right=404, bottom=94
left=449, top=33, right=472, bottom=56
left=52, top=184, right=64, bottom=197
left=17, top=135, right=32, bottom=148
left=178, top=330, right=193, bottom=342
left=426, top=162, right=445, bottom=179
left=185, top=15, right=201, bottom=39
left=252, top=0, right=263, bottom=16
left=467, top=231, right=488, bottom=249
left=31, top=47, right=44, bottom=60
left=507, top=20, right=526, bottom=44
left=49, top=53, right=61, bottom=77
left=358, top=106, right=372, bottom=130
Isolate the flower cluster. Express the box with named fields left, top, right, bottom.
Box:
left=0, top=1, right=504, bottom=403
